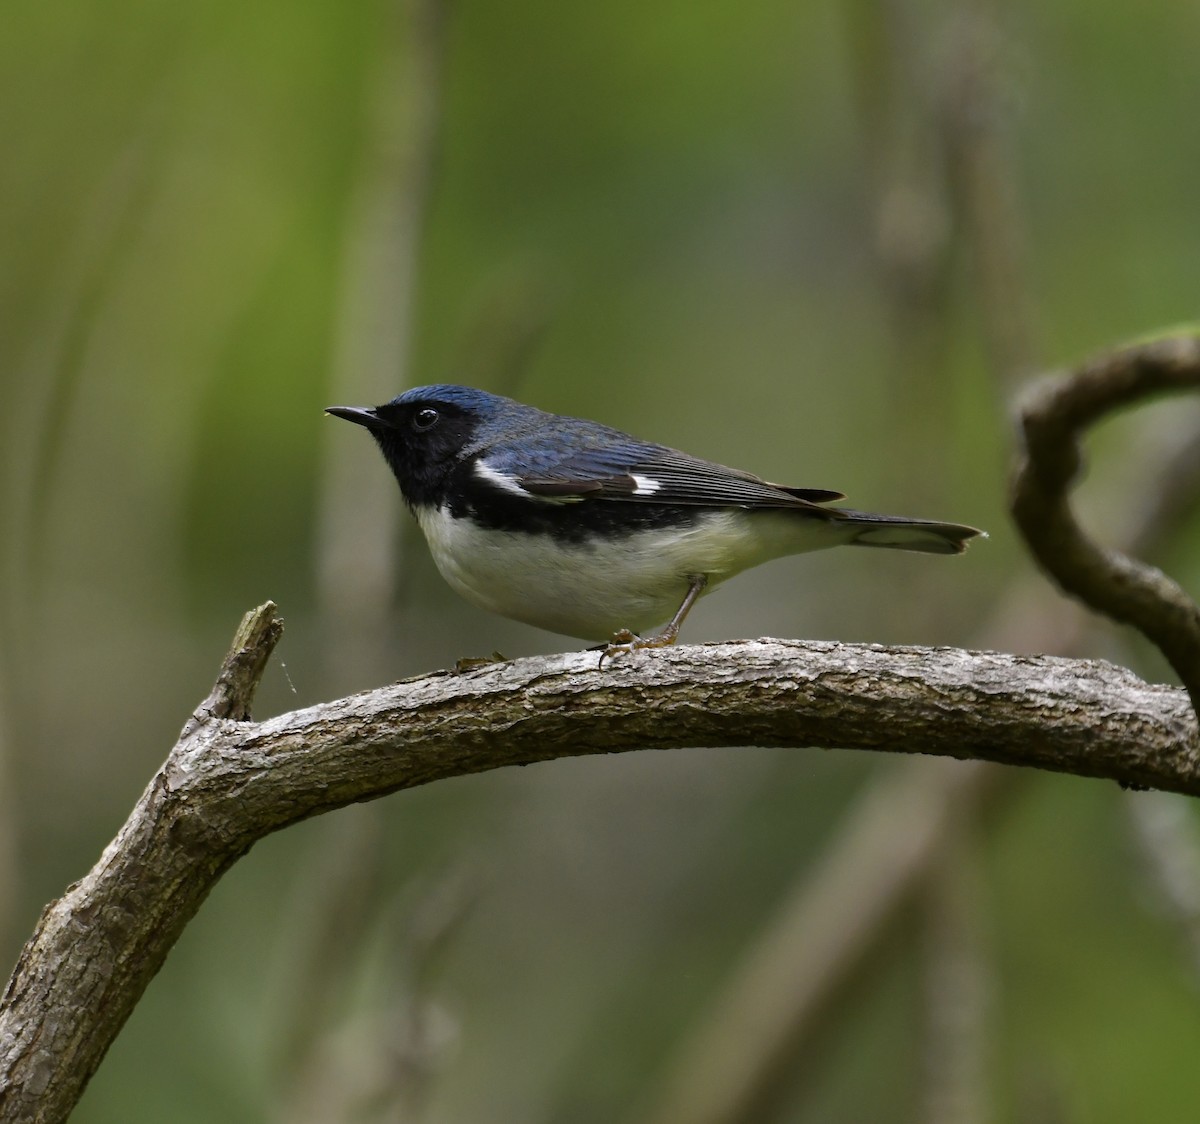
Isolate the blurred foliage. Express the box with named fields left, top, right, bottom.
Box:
left=3, top=0, right=1200, bottom=1121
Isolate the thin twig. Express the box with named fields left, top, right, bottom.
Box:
left=315, top=0, right=448, bottom=690
left=936, top=0, right=1038, bottom=386
left=292, top=0, right=449, bottom=1110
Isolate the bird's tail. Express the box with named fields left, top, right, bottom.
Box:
left=833, top=509, right=984, bottom=555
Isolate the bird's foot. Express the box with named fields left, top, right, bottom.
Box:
left=598, top=627, right=679, bottom=666
left=596, top=576, right=704, bottom=666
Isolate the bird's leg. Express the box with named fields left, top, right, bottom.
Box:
left=602, top=575, right=708, bottom=662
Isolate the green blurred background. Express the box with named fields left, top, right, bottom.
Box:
left=4, top=0, right=1200, bottom=1120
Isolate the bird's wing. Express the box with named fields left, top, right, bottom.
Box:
left=479, top=440, right=844, bottom=509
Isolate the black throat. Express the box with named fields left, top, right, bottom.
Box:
left=369, top=406, right=481, bottom=511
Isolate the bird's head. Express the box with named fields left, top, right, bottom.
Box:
left=327, top=385, right=519, bottom=508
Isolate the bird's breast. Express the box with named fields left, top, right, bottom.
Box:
left=413, top=504, right=849, bottom=641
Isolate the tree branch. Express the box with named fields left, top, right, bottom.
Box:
left=0, top=609, right=1197, bottom=1121
left=1012, top=332, right=1200, bottom=710
left=183, top=601, right=284, bottom=730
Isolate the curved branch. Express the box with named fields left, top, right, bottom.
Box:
left=0, top=604, right=1198, bottom=1121
left=1011, top=332, right=1200, bottom=709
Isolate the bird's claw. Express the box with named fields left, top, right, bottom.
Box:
left=598, top=628, right=678, bottom=667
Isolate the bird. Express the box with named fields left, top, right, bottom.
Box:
left=326, top=385, right=982, bottom=653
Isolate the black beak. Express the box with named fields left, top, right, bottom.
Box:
left=325, top=405, right=385, bottom=430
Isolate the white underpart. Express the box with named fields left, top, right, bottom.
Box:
left=414, top=505, right=854, bottom=641
left=630, top=474, right=661, bottom=496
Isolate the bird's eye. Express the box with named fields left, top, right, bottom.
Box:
left=413, top=407, right=440, bottom=431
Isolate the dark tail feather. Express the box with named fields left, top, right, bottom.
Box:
left=833, top=509, right=984, bottom=555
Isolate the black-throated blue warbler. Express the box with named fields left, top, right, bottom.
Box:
left=327, top=386, right=982, bottom=652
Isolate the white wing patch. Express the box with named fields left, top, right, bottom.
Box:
left=474, top=457, right=586, bottom=503
left=630, top=474, right=661, bottom=496
left=474, top=459, right=535, bottom=498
